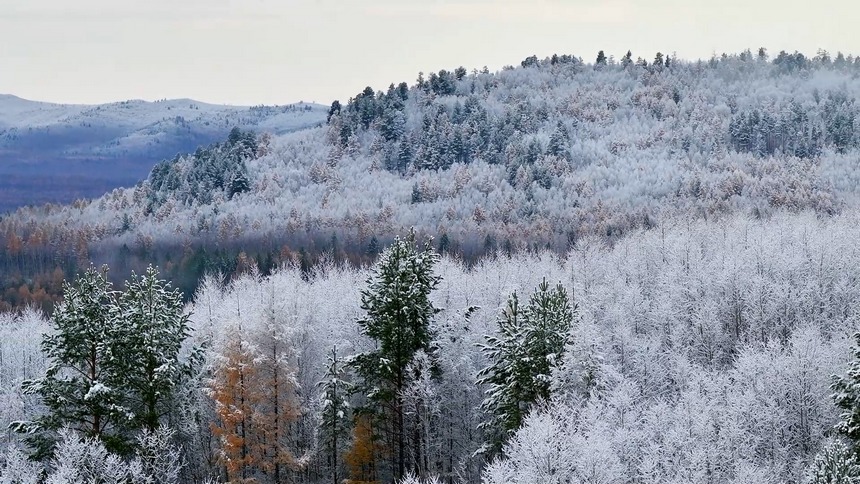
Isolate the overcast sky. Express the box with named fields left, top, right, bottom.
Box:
left=1, top=0, right=857, bottom=106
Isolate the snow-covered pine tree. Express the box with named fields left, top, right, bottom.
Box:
left=18, top=266, right=126, bottom=457
left=806, top=440, right=860, bottom=484
left=476, top=292, right=526, bottom=456
left=833, top=331, right=860, bottom=455
left=522, top=279, right=576, bottom=398
left=477, top=279, right=575, bottom=456
left=351, top=230, right=441, bottom=481
left=108, top=265, right=193, bottom=433
left=318, top=346, right=352, bottom=484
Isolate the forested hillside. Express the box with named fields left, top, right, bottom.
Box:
left=2, top=49, right=860, bottom=312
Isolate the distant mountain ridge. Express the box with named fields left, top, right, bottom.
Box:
left=0, top=94, right=327, bottom=212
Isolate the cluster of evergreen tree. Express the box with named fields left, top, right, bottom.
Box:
left=477, top=280, right=575, bottom=456
left=324, top=233, right=576, bottom=483
left=0, top=234, right=579, bottom=483
left=5, top=265, right=194, bottom=481
left=328, top=69, right=575, bottom=181
left=329, top=48, right=860, bottom=188
left=146, top=127, right=258, bottom=212
left=729, top=92, right=857, bottom=158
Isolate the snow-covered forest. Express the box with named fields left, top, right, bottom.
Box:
left=4, top=212, right=860, bottom=482
left=3, top=48, right=860, bottom=482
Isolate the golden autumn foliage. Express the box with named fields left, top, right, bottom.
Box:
left=209, top=333, right=258, bottom=480
left=344, top=415, right=381, bottom=484
left=5, top=231, right=22, bottom=256
left=209, top=327, right=302, bottom=483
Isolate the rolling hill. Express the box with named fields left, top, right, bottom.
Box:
left=1, top=49, right=860, bottom=307
left=0, top=95, right=327, bottom=211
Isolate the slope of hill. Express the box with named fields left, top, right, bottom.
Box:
left=0, top=95, right=327, bottom=211
left=1, top=49, right=860, bottom=308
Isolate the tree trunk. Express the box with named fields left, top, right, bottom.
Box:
left=240, top=364, right=247, bottom=481
left=90, top=344, right=101, bottom=437
left=273, top=342, right=281, bottom=484
left=397, top=388, right=405, bottom=480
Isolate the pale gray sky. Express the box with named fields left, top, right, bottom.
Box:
left=1, top=0, right=857, bottom=106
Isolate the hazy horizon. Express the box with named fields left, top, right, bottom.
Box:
left=1, top=0, right=858, bottom=106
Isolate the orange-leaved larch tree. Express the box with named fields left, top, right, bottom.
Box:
left=209, top=323, right=304, bottom=483
left=252, top=323, right=303, bottom=483
left=209, top=328, right=258, bottom=482
left=344, top=414, right=381, bottom=484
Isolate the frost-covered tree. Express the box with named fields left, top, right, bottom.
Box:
left=0, top=445, right=42, bottom=483
left=478, top=279, right=575, bottom=455
left=482, top=404, right=624, bottom=484
left=132, top=426, right=183, bottom=484
left=806, top=440, right=860, bottom=484
left=318, top=346, right=352, bottom=484
left=46, top=428, right=143, bottom=484
left=351, top=231, right=441, bottom=480
left=397, top=472, right=442, bottom=484
left=2, top=427, right=183, bottom=484
left=400, top=350, right=442, bottom=478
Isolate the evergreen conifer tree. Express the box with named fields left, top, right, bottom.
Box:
left=319, top=346, right=352, bottom=484
left=548, top=121, right=571, bottom=161
left=351, top=230, right=441, bottom=480
left=621, top=50, right=633, bottom=67
left=19, top=266, right=127, bottom=457
left=228, top=171, right=251, bottom=199
left=108, top=266, right=192, bottom=433
left=477, top=279, right=575, bottom=456
left=806, top=440, right=860, bottom=484
left=833, top=331, right=860, bottom=455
